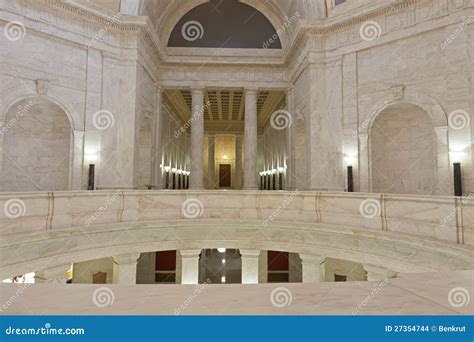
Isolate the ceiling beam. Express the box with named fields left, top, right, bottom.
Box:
left=228, top=91, right=234, bottom=121
left=217, top=90, right=223, bottom=121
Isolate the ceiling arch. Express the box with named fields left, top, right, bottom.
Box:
left=167, top=0, right=282, bottom=49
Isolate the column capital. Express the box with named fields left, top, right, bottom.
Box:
left=179, top=249, right=202, bottom=259
left=191, top=86, right=206, bottom=94
left=73, top=130, right=85, bottom=138
left=244, top=87, right=259, bottom=95
left=113, top=253, right=141, bottom=265
left=299, top=254, right=325, bottom=265
left=240, top=249, right=261, bottom=258
left=434, top=125, right=449, bottom=134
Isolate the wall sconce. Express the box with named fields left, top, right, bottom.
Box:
left=347, top=166, right=354, bottom=192
left=85, top=154, right=98, bottom=191
left=453, top=162, right=463, bottom=196
left=223, top=155, right=228, bottom=160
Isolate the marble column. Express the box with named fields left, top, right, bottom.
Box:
left=235, top=135, right=242, bottom=189
left=151, top=85, right=163, bottom=188
left=358, top=134, right=370, bottom=192
left=243, top=89, right=258, bottom=189
left=240, top=249, right=261, bottom=284
left=113, top=253, right=140, bottom=285
left=300, top=254, right=325, bottom=283
left=35, top=264, right=70, bottom=284
left=208, top=134, right=216, bottom=189
left=285, top=87, right=295, bottom=190
left=190, top=88, right=205, bottom=189
left=258, top=250, right=268, bottom=283
left=180, top=249, right=202, bottom=284
left=363, top=264, right=397, bottom=282
left=72, top=131, right=84, bottom=190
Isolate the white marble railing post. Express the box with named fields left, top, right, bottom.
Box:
left=300, top=254, right=325, bottom=283
left=358, top=134, right=370, bottom=192
left=35, top=264, right=70, bottom=284
left=190, top=88, right=205, bottom=189
left=180, top=249, right=202, bottom=284
left=151, top=85, right=163, bottom=188
left=113, top=253, right=140, bottom=285
left=244, top=89, right=258, bottom=189
left=240, top=249, right=261, bottom=284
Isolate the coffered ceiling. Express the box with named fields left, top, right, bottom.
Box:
left=164, top=89, right=285, bottom=133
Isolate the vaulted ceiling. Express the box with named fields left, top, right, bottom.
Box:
left=164, top=89, right=285, bottom=133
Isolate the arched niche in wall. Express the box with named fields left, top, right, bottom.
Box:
left=1, top=97, right=72, bottom=192
left=369, top=103, right=436, bottom=195
left=167, top=0, right=282, bottom=49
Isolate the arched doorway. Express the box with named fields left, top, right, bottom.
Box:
left=1, top=97, right=72, bottom=191
left=370, top=103, right=436, bottom=195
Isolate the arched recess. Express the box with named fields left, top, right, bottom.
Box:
left=358, top=89, right=450, bottom=195
left=160, top=0, right=289, bottom=50
left=370, top=103, right=436, bottom=195
left=0, top=97, right=74, bottom=191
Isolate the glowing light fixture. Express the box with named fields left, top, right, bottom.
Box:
left=217, top=248, right=226, bottom=253
left=221, top=276, right=226, bottom=283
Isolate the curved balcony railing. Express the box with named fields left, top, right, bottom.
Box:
left=0, top=190, right=472, bottom=279
left=1, top=190, right=471, bottom=245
